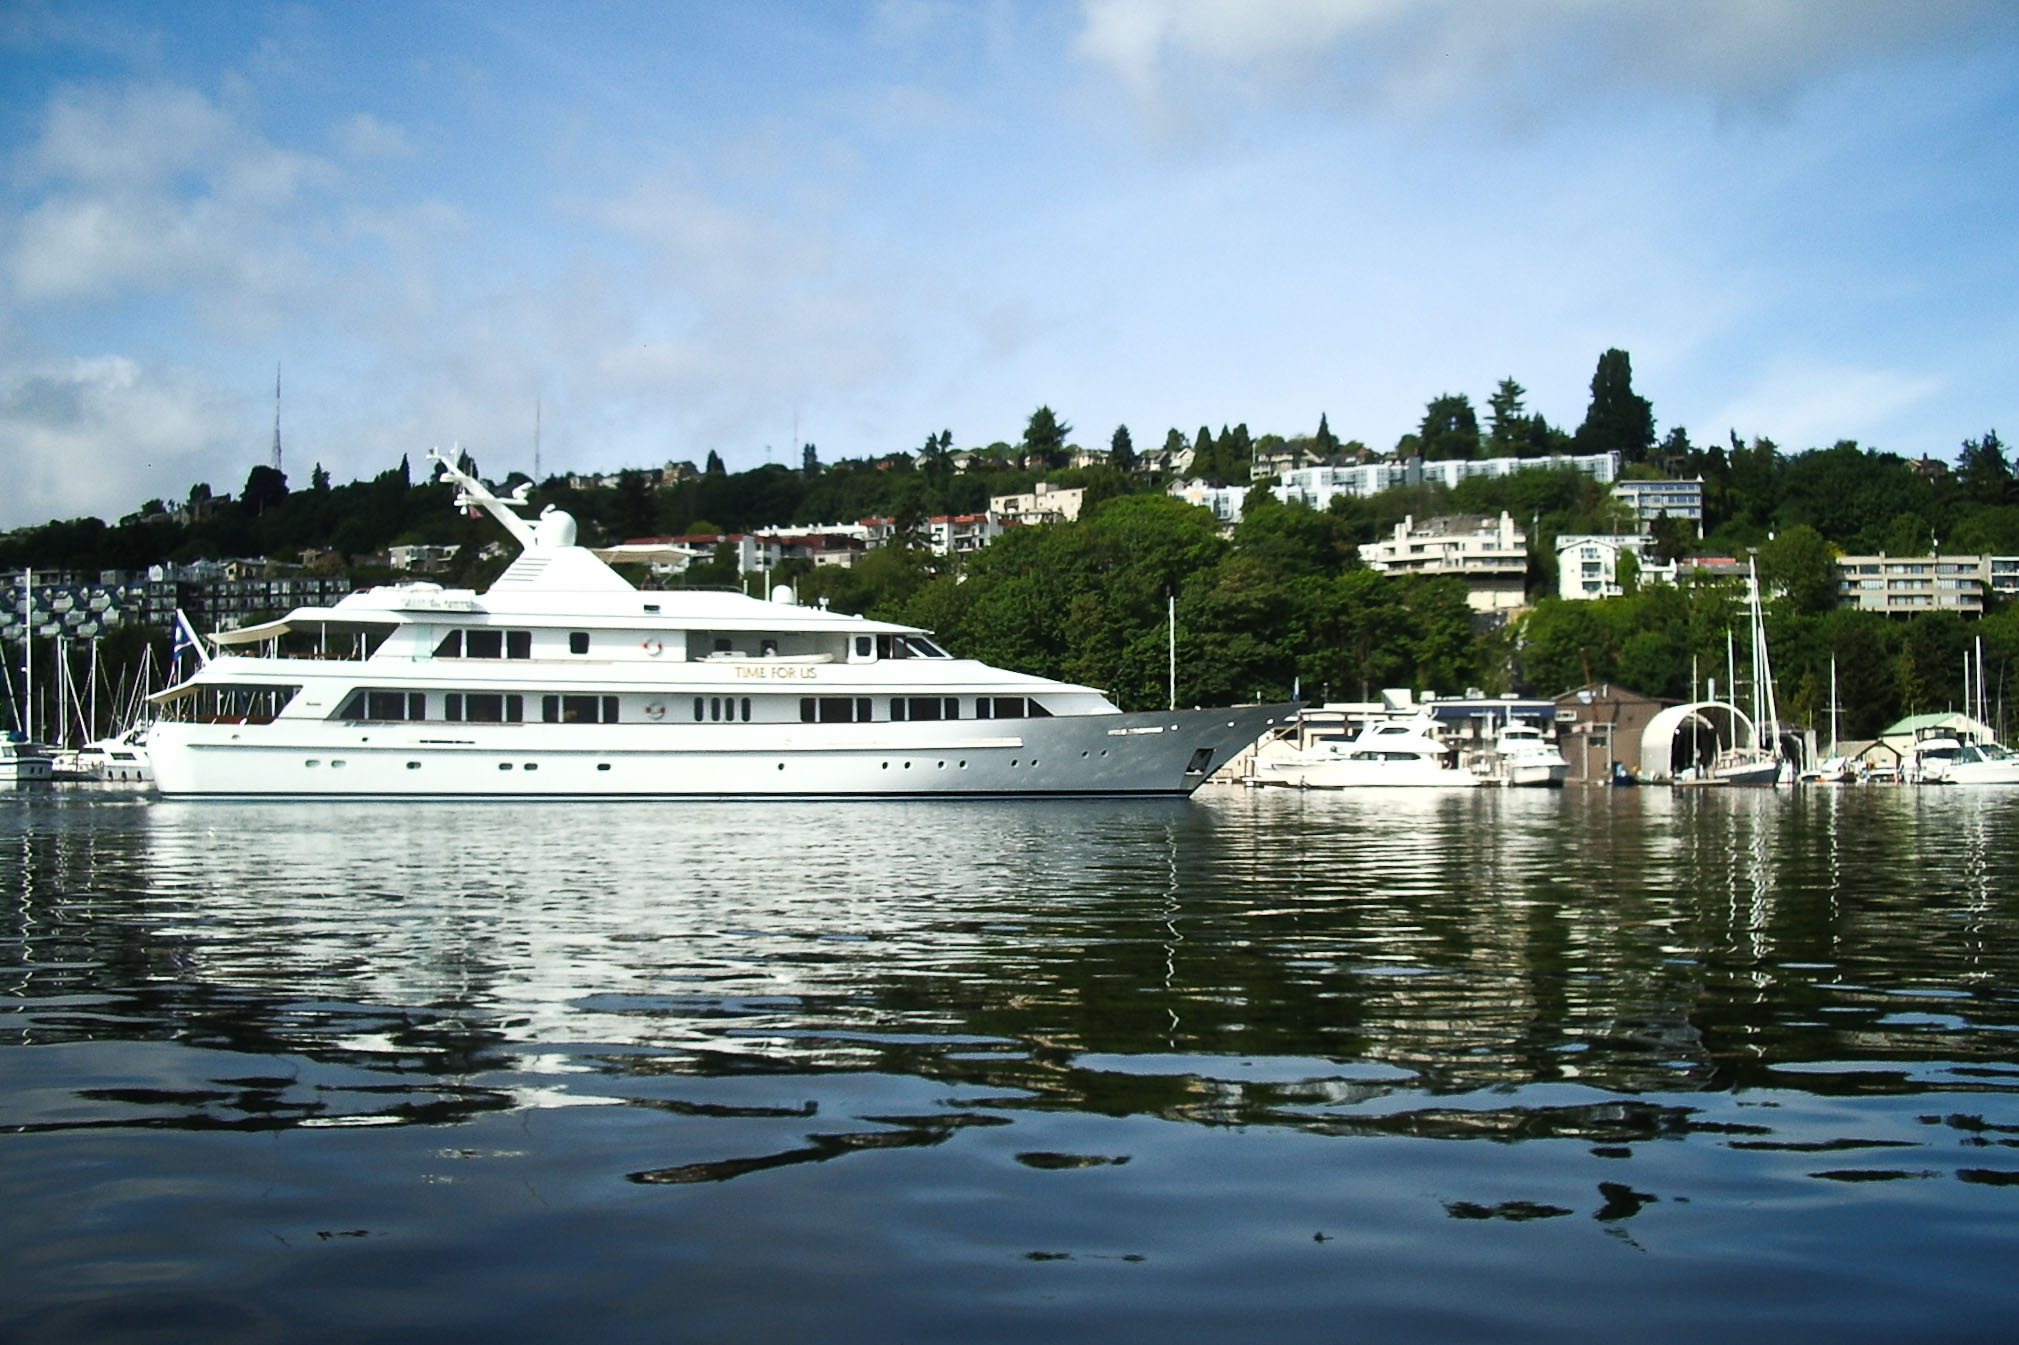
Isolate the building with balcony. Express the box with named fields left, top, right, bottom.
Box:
left=1359, top=512, right=1530, bottom=612
left=1834, top=555, right=1988, bottom=616
left=1612, top=477, right=1704, bottom=535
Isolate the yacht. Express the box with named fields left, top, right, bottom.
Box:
left=1921, top=739, right=2019, bottom=785
left=144, top=451, right=1294, bottom=798
left=74, top=727, right=153, bottom=784
left=1, top=733, right=52, bottom=784
left=1250, top=714, right=1482, bottom=789
left=1478, top=721, right=1569, bottom=787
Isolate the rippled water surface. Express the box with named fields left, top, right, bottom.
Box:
left=5, top=784, right=2019, bottom=1342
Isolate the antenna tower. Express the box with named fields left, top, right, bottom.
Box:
left=269, top=364, right=283, bottom=472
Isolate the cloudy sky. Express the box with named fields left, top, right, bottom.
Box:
left=4, top=0, right=2016, bottom=529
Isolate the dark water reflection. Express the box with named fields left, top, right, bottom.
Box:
left=4, top=785, right=2017, bottom=1342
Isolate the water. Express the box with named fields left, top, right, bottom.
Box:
left=4, top=784, right=2018, bottom=1342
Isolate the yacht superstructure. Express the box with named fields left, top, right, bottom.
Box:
left=145, top=452, right=1293, bottom=797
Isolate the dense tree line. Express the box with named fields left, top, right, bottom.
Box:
left=5, top=351, right=2016, bottom=729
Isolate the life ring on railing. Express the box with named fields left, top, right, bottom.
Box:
left=644, top=701, right=665, bottom=721
left=641, top=638, right=664, bottom=656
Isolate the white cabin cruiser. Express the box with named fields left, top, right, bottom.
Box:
left=1922, top=739, right=2019, bottom=785
left=1480, top=721, right=1569, bottom=787
left=1251, top=715, right=1481, bottom=789
left=144, top=452, right=1293, bottom=798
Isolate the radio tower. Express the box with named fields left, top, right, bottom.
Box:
left=269, top=364, right=283, bottom=472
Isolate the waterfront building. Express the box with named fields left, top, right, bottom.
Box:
left=1550, top=682, right=1675, bottom=784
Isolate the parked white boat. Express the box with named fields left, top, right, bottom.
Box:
left=1478, top=721, right=1569, bottom=787
left=1, top=732, right=52, bottom=784
left=143, top=451, right=1294, bottom=798
left=1922, top=739, right=2019, bottom=785
left=73, top=727, right=154, bottom=783
left=1251, top=715, right=1482, bottom=789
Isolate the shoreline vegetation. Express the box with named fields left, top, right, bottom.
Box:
left=4, top=350, right=2015, bottom=738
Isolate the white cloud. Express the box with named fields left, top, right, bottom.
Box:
left=1073, top=0, right=2010, bottom=126
left=6, top=83, right=334, bottom=307
left=0, top=356, right=241, bottom=522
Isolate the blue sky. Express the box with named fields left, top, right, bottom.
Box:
left=4, top=0, right=2017, bottom=529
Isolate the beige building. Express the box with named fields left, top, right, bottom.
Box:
left=989, top=482, right=1086, bottom=526
left=1359, top=512, right=1530, bottom=612
left=1834, top=555, right=1988, bottom=615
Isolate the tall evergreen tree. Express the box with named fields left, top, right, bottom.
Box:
left=1417, top=394, right=1481, bottom=461
left=1487, top=378, right=1527, bottom=454
left=1022, top=406, right=1071, bottom=471
left=1575, top=348, right=1656, bottom=464
left=1109, top=424, right=1136, bottom=473
left=1314, top=413, right=1340, bottom=458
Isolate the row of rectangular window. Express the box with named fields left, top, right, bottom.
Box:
left=800, top=695, right=1050, bottom=724
left=337, top=689, right=1051, bottom=725
left=436, top=629, right=600, bottom=658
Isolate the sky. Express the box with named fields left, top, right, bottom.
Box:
left=3, top=0, right=2017, bottom=530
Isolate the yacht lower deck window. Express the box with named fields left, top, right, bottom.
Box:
left=446, top=693, right=524, bottom=723
left=890, top=697, right=959, bottom=722
left=542, top=695, right=620, bottom=724
left=801, top=696, right=872, bottom=724
left=974, top=696, right=1050, bottom=719
left=337, top=690, right=429, bottom=721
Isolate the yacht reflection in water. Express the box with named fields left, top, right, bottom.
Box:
left=10, top=786, right=2014, bottom=1185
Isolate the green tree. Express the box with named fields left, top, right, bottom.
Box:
left=1757, top=524, right=1838, bottom=615
left=1418, top=394, right=1481, bottom=461
left=1575, top=348, right=1655, bottom=464
left=1109, top=424, right=1136, bottom=474
left=1487, top=378, right=1527, bottom=454
left=1022, top=406, right=1070, bottom=471
left=1958, top=429, right=2010, bottom=507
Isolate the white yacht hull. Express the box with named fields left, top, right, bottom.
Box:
left=1497, top=758, right=1569, bottom=788
left=147, top=703, right=1293, bottom=798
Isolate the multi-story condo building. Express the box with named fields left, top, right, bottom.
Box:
left=1612, top=477, right=1704, bottom=535
left=1274, top=451, right=1620, bottom=511
left=1359, top=512, right=1530, bottom=612
left=1834, top=555, right=1988, bottom=615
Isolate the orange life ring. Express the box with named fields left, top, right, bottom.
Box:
left=644, top=701, right=665, bottom=720
left=641, top=638, right=664, bottom=656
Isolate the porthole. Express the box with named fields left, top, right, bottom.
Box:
left=498, top=762, right=513, bottom=771
left=524, top=763, right=538, bottom=772
left=330, top=760, right=346, bottom=769
left=406, top=761, right=421, bottom=770
left=305, top=759, right=321, bottom=768
left=776, top=762, right=785, bottom=771
left=596, top=762, right=612, bottom=772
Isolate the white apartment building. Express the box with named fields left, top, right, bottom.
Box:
left=1555, top=535, right=1655, bottom=599
left=1612, top=477, right=1704, bottom=534
left=990, top=482, right=1086, bottom=526
left=1274, top=451, right=1620, bottom=510
left=1167, top=480, right=1247, bottom=526
left=1359, top=512, right=1530, bottom=612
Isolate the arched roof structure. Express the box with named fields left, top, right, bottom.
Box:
left=1639, top=702, right=1756, bottom=782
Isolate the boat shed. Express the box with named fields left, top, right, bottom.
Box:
left=1638, top=702, right=1757, bottom=783
left=1550, top=683, right=1674, bottom=784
